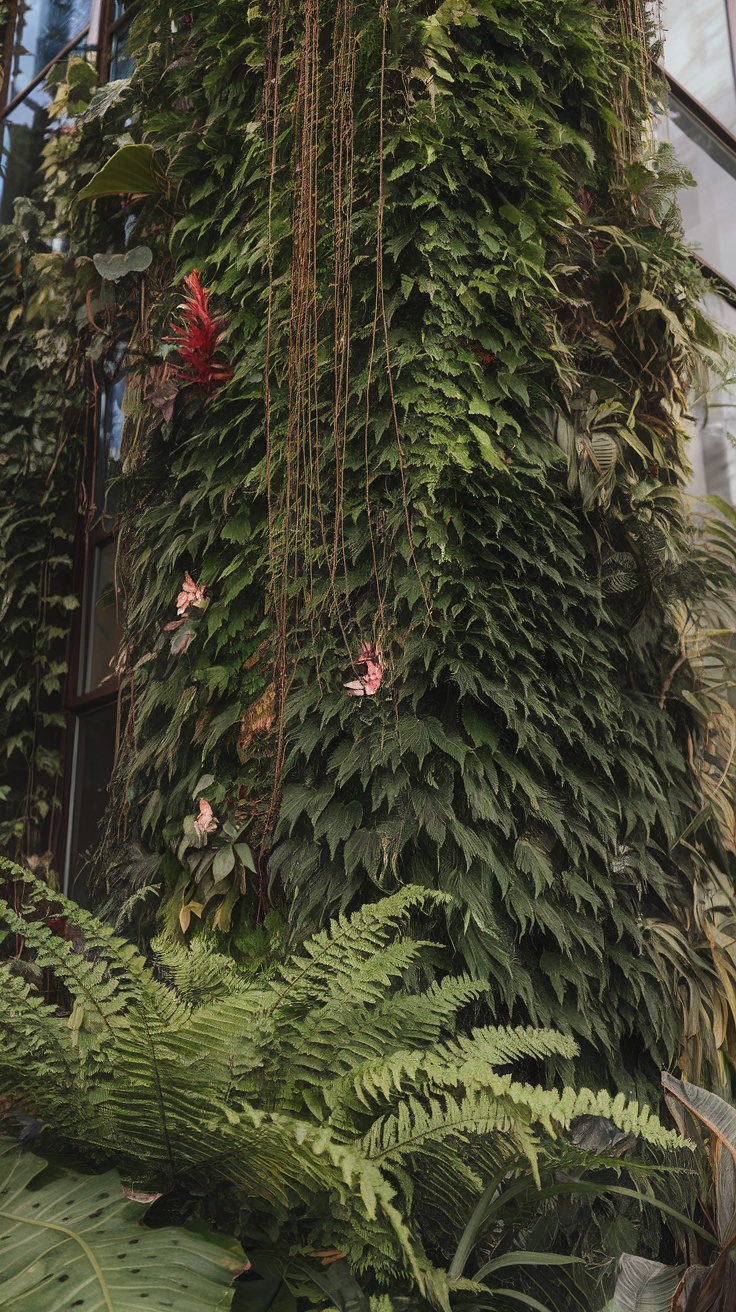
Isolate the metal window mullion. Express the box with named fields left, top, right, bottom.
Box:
left=0, top=23, right=92, bottom=121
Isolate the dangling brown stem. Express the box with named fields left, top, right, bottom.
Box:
left=331, top=0, right=357, bottom=603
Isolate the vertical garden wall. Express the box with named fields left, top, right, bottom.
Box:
left=3, top=0, right=736, bottom=1095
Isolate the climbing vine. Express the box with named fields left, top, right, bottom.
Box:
left=0, top=59, right=103, bottom=860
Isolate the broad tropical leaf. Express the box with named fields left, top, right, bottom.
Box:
left=0, top=1137, right=246, bottom=1311
left=610, top=1253, right=683, bottom=1311
left=662, top=1073, right=736, bottom=1248
left=78, top=145, right=167, bottom=199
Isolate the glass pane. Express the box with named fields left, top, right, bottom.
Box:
left=659, top=0, right=736, bottom=132
left=688, top=292, right=736, bottom=503
left=110, top=26, right=134, bottom=79
left=82, top=539, right=122, bottom=693
left=95, top=353, right=125, bottom=521
left=1, top=30, right=92, bottom=221
left=64, top=702, right=117, bottom=904
left=5, top=0, right=92, bottom=103
left=0, top=94, right=48, bottom=224
left=657, top=97, right=736, bottom=286
left=107, top=1, right=134, bottom=79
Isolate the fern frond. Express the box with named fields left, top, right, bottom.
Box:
left=0, top=865, right=681, bottom=1306
left=153, top=932, right=252, bottom=1001
left=269, top=887, right=445, bottom=1012
left=0, top=969, right=74, bottom=1097
left=440, top=1025, right=580, bottom=1072
left=362, top=976, right=487, bottom=1054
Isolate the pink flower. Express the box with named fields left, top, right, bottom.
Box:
left=193, top=797, right=218, bottom=839
left=344, top=641, right=383, bottom=697
left=176, top=571, right=206, bottom=618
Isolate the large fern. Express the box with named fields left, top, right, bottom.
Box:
left=0, top=862, right=681, bottom=1307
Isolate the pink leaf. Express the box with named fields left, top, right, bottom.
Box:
left=176, top=570, right=207, bottom=618
left=170, top=623, right=196, bottom=655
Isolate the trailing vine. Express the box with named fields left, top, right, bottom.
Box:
left=0, top=59, right=103, bottom=860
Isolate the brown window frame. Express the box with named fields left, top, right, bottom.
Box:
left=52, top=393, right=125, bottom=892
left=1, top=0, right=135, bottom=114
left=0, top=0, right=118, bottom=114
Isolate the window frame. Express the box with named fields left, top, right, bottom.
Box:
left=53, top=401, right=124, bottom=893
left=1, top=3, right=130, bottom=890
left=653, top=50, right=736, bottom=507
left=0, top=0, right=107, bottom=116
left=728, top=0, right=736, bottom=81
left=657, top=63, right=736, bottom=301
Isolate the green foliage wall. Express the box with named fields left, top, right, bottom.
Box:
left=105, top=0, right=734, bottom=1083
left=0, top=213, right=80, bottom=856
left=0, top=193, right=83, bottom=853
left=0, top=60, right=127, bottom=858
left=4, top=1, right=736, bottom=1091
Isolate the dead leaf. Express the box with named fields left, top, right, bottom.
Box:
left=238, top=684, right=276, bottom=759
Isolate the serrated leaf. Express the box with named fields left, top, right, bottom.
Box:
left=78, top=78, right=132, bottom=124
left=469, top=422, right=506, bottom=470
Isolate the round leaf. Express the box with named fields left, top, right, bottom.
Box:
left=93, top=246, right=152, bottom=280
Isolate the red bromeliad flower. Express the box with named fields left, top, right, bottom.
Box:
left=165, top=270, right=233, bottom=395
left=470, top=341, right=496, bottom=366
left=46, top=915, right=70, bottom=940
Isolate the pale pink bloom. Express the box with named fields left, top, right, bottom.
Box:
left=193, top=796, right=218, bottom=838
left=344, top=641, right=383, bottom=697
left=176, top=571, right=206, bottom=617
left=122, top=1187, right=162, bottom=1204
